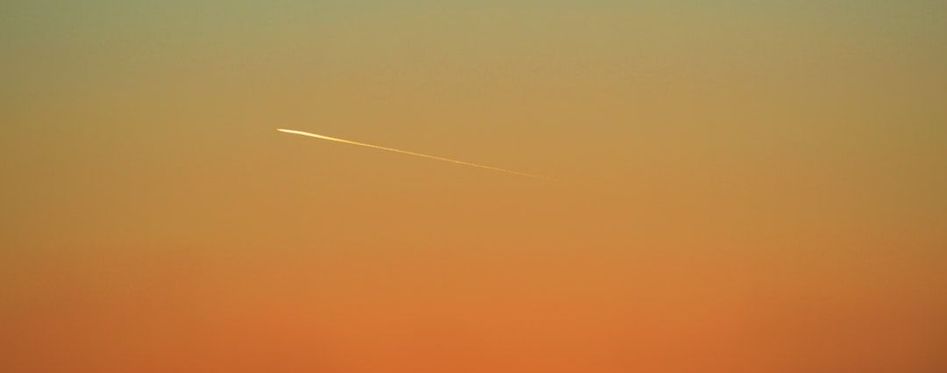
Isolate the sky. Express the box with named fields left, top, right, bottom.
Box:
left=2, top=1, right=946, bottom=372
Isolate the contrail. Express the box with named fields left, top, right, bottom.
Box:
left=277, top=128, right=546, bottom=179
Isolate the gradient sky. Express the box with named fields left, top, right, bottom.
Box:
left=2, top=1, right=946, bottom=372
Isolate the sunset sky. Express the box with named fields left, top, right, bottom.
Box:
left=2, top=1, right=946, bottom=372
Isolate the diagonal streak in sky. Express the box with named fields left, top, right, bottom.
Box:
left=277, top=129, right=546, bottom=179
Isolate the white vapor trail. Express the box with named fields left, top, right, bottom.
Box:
left=277, top=129, right=546, bottom=179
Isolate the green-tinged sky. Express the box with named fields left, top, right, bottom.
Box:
left=2, top=1, right=946, bottom=372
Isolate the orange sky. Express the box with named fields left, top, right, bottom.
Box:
left=2, top=1, right=946, bottom=372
